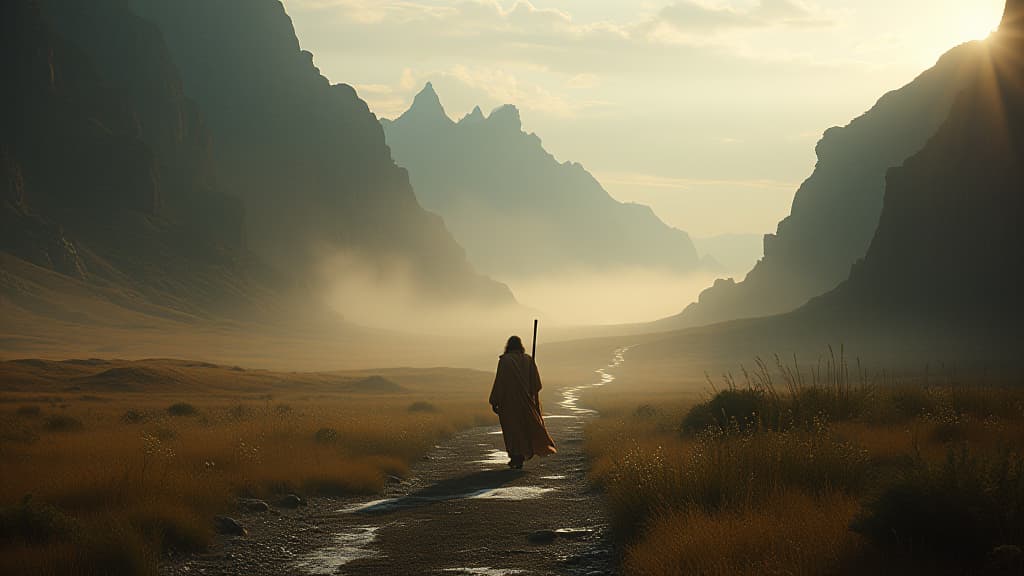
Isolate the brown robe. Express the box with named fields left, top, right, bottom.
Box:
left=489, top=352, right=557, bottom=460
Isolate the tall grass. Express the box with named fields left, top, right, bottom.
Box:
left=587, top=354, right=1024, bottom=575
left=0, top=392, right=491, bottom=575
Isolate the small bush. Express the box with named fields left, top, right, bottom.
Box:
left=15, top=405, right=41, bottom=417
left=44, top=415, right=83, bottom=432
left=682, top=389, right=778, bottom=433
left=853, top=447, right=1024, bottom=574
left=634, top=404, right=659, bottom=418
left=167, top=403, right=198, bottom=417
left=120, top=409, right=144, bottom=424
left=0, top=498, right=76, bottom=544
left=314, top=427, right=339, bottom=444
left=408, top=401, right=438, bottom=413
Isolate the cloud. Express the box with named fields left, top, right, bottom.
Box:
left=655, top=0, right=833, bottom=33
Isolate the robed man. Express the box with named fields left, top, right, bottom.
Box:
left=489, top=335, right=557, bottom=469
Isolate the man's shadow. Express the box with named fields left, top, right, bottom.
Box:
left=353, top=469, right=524, bottom=515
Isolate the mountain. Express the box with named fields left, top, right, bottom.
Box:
left=2, top=0, right=268, bottom=321
left=813, top=0, right=1024, bottom=352
left=381, top=83, right=701, bottom=278
left=121, top=0, right=512, bottom=305
left=692, top=234, right=763, bottom=276
left=627, top=0, right=1024, bottom=373
left=656, top=39, right=989, bottom=329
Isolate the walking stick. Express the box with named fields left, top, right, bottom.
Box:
left=531, top=319, right=541, bottom=412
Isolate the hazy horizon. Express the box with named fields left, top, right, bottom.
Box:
left=283, top=0, right=1004, bottom=239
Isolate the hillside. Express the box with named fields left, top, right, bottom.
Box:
left=656, top=39, right=988, bottom=330
left=123, top=0, right=512, bottom=306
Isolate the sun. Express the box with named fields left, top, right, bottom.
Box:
left=954, top=5, right=1003, bottom=42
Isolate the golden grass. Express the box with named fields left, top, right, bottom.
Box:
left=625, top=491, right=864, bottom=576
left=586, top=371, right=1024, bottom=576
left=0, top=359, right=496, bottom=575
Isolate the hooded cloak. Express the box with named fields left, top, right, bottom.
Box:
left=489, top=351, right=557, bottom=460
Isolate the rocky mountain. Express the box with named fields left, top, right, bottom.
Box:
left=812, top=0, right=1024, bottom=351
left=123, top=0, right=511, bottom=305
left=657, top=38, right=989, bottom=329
left=630, top=0, right=1024, bottom=372
left=381, top=83, right=701, bottom=278
left=2, top=0, right=265, bottom=319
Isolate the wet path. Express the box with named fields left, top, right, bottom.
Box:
left=163, top=348, right=630, bottom=576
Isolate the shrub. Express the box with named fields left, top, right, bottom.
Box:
left=44, top=415, right=83, bottom=432
left=314, top=427, right=339, bottom=444
left=167, top=402, right=198, bottom=417
left=852, top=447, right=1024, bottom=574
left=682, top=389, right=778, bottom=433
left=408, top=401, right=438, bottom=413
left=120, top=409, right=144, bottom=424
left=15, top=405, right=41, bottom=417
left=634, top=404, right=659, bottom=418
left=0, top=498, right=76, bottom=544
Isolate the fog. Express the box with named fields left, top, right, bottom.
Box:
left=319, top=247, right=719, bottom=333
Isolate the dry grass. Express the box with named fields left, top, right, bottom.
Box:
left=0, top=359, right=494, bottom=575
left=624, top=491, right=865, bottom=576
left=587, top=356, right=1024, bottom=576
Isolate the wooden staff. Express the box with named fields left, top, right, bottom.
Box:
left=531, top=318, right=541, bottom=412
left=531, top=318, right=538, bottom=360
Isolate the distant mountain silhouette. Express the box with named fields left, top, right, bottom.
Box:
left=121, top=0, right=512, bottom=305
left=2, top=0, right=266, bottom=317
left=381, top=83, right=701, bottom=278
left=656, top=39, right=989, bottom=329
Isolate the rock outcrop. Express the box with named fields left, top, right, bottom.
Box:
left=658, top=38, right=990, bottom=329
left=382, top=83, right=701, bottom=278
left=809, top=0, right=1024, bottom=353
left=2, top=0, right=258, bottom=314
left=124, top=0, right=512, bottom=305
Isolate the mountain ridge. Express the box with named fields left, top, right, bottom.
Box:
left=382, top=83, right=703, bottom=279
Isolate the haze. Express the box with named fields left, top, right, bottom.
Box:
left=284, top=0, right=1004, bottom=238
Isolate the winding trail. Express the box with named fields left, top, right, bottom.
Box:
left=163, top=347, right=631, bottom=576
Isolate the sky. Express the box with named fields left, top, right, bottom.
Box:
left=281, top=0, right=1005, bottom=238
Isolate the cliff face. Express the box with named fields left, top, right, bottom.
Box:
left=813, top=0, right=1024, bottom=344
left=126, top=0, right=512, bottom=304
left=661, top=40, right=987, bottom=329
left=382, top=84, right=701, bottom=278
left=2, top=0, right=253, bottom=312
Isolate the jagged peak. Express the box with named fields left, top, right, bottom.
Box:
left=459, top=105, right=485, bottom=125
left=487, top=104, right=521, bottom=131
left=397, top=81, right=452, bottom=125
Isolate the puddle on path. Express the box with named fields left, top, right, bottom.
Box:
left=440, top=565, right=524, bottom=569
left=475, top=449, right=510, bottom=466
left=293, top=526, right=378, bottom=575
left=558, top=346, right=631, bottom=415
left=468, top=486, right=554, bottom=500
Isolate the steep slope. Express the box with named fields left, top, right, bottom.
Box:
left=125, top=0, right=511, bottom=305
left=1, top=0, right=266, bottom=320
left=814, top=0, right=1024, bottom=349
left=658, top=40, right=988, bottom=329
left=626, top=0, right=1024, bottom=374
left=381, top=83, right=701, bottom=278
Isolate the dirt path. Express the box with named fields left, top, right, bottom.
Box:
left=163, top=348, right=630, bottom=576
